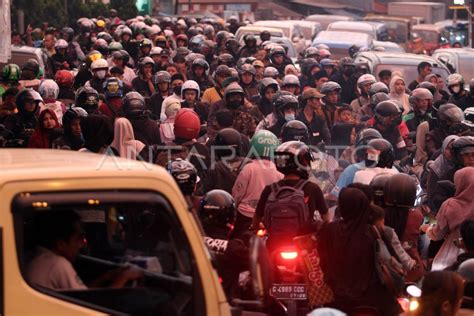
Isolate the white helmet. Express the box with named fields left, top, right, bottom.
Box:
left=150, top=46, right=163, bottom=56
left=181, top=80, right=200, bottom=99
left=282, top=74, right=300, bottom=87
left=164, top=29, right=174, bottom=38
left=463, top=107, right=474, bottom=128
left=54, top=39, right=68, bottom=50
left=39, top=79, right=60, bottom=100
left=90, top=58, right=109, bottom=71
left=357, top=74, right=376, bottom=94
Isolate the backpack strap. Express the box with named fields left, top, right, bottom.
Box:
left=296, top=179, right=309, bottom=191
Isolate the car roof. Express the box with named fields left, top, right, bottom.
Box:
left=328, top=21, right=377, bottom=32
left=306, top=15, right=353, bottom=21
left=236, top=26, right=284, bottom=35
left=313, top=31, right=373, bottom=47
left=364, top=15, right=412, bottom=23
left=0, top=149, right=172, bottom=185
left=433, top=48, right=474, bottom=55
left=411, top=24, right=444, bottom=32
left=356, top=51, right=443, bottom=65
left=254, top=21, right=297, bottom=27
left=11, top=45, right=43, bottom=54
left=287, top=20, right=321, bottom=28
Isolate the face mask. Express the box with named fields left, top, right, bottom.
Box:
left=96, top=70, right=106, bottom=79
left=228, top=100, right=242, bottom=110
left=451, top=85, right=461, bottom=94
left=284, top=114, right=295, bottom=122
left=173, top=86, right=182, bottom=95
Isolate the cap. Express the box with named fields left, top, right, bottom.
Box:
left=252, top=60, right=265, bottom=68
left=302, top=88, right=324, bottom=100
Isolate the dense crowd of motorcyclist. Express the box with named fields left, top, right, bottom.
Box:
left=2, top=9, right=474, bottom=315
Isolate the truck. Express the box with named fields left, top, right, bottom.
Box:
left=388, top=2, right=446, bottom=24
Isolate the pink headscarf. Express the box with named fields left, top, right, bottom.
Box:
left=111, top=117, right=145, bottom=160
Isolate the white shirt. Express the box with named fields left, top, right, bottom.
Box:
left=353, top=167, right=399, bottom=185
left=27, top=247, right=87, bottom=290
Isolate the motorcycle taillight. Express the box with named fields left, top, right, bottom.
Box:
left=280, top=251, right=298, bottom=260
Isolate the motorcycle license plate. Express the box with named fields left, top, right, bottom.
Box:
left=270, top=284, right=307, bottom=300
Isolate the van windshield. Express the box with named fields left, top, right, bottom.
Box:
left=412, top=30, right=439, bottom=44
left=375, top=64, right=449, bottom=84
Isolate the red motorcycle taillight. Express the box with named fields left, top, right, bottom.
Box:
left=280, top=251, right=298, bottom=260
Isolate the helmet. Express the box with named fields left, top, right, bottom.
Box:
left=174, top=109, right=201, bottom=140
left=239, top=63, right=256, bottom=76
left=355, top=128, right=383, bottom=148
left=370, top=173, right=393, bottom=207
left=139, top=56, right=155, bottom=68
left=453, top=136, right=474, bottom=160
left=410, top=88, right=433, bottom=109
left=273, top=92, right=299, bottom=115
left=214, top=128, right=242, bottom=158
left=54, top=39, right=68, bottom=50
left=370, top=92, right=391, bottom=108
left=85, top=50, right=103, bottom=67
left=1, top=64, right=21, bottom=82
left=417, top=81, right=437, bottom=97
left=274, top=141, right=314, bottom=178
left=60, top=27, right=74, bottom=41
left=225, top=38, right=240, bottom=53
left=139, top=38, right=153, bottom=48
left=16, top=88, right=43, bottom=112
left=198, top=190, right=236, bottom=235
left=320, top=58, right=336, bottom=68
left=216, top=30, right=231, bottom=46
left=339, top=57, right=355, bottom=68
left=260, top=30, right=271, bottom=41
left=368, top=82, right=389, bottom=96
left=75, top=87, right=99, bottom=114
left=181, top=80, right=200, bottom=99
left=217, top=53, right=234, bottom=67
left=39, top=79, right=59, bottom=100
left=103, top=77, right=124, bottom=99
left=250, top=130, right=280, bottom=159
left=153, top=71, right=171, bottom=85
left=62, top=107, right=88, bottom=129
left=304, top=47, right=319, bottom=58
left=463, top=107, right=474, bottom=128
left=318, top=49, right=331, bottom=58
left=120, top=26, right=132, bottom=37
left=176, top=33, right=189, bottom=43
left=192, top=58, right=210, bottom=76
left=446, top=73, right=465, bottom=87
left=349, top=45, right=360, bottom=58
left=122, top=91, right=145, bottom=118
left=166, top=158, right=197, bottom=195
left=90, top=58, right=109, bottom=71
left=108, top=41, right=123, bottom=52
left=320, top=81, right=341, bottom=95
left=21, top=59, right=40, bottom=77
left=244, top=34, right=257, bottom=45
left=438, top=103, right=465, bottom=130
left=263, top=67, right=279, bottom=79
left=54, top=70, right=74, bottom=88
left=357, top=74, right=376, bottom=89
left=299, top=58, right=319, bottom=77
left=224, top=82, right=245, bottom=107
left=270, top=46, right=286, bottom=60
left=282, top=74, right=300, bottom=88
left=150, top=46, right=163, bottom=56
left=384, top=173, right=417, bottom=208
left=92, top=39, right=109, bottom=56
left=281, top=120, right=309, bottom=143
left=375, top=100, right=402, bottom=127
left=259, top=78, right=280, bottom=96
left=98, top=32, right=113, bottom=43
left=365, top=138, right=394, bottom=168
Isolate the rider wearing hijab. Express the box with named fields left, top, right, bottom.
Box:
left=111, top=117, right=146, bottom=160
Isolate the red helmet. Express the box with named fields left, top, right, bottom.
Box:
left=174, top=108, right=201, bottom=140
left=55, top=70, right=74, bottom=88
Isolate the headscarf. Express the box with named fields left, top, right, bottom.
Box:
left=80, top=114, right=114, bottom=153
left=28, top=108, right=60, bottom=148
left=424, top=74, right=443, bottom=102
left=388, top=75, right=411, bottom=115
left=338, top=187, right=372, bottom=237
left=111, top=117, right=145, bottom=159
left=447, top=167, right=474, bottom=220
left=430, top=135, right=459, bottom=178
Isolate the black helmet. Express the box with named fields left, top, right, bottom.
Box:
left=355, top=128, right=383, bottom=147
left=244, top=34, right=257, bottom=45
left=348, top=45, right=360, bottom=58
left=370, top=173, right=393, bottom=207
left=214, top=128, right=242, bottom=158
left=384, top=173, right=417, bottom=208
left=16, top=88, right=42, bottom=113
left=300, top=58, right=319, bottom=77
left=238, top=63, right=256, bottom=76
left=198, top=190, right=236, bottom=236
left=365, top=138, right=394, bottom=168
left=370, top=92, right=391, bottom=108
left=281, top=120, right=309, bottom=143
left=192, top=58, right=210, bottom=76
left=62, top=106, right=88, bottom=128
left=273, top=92, right=299, bottom=116
left=339, top=57, right=355, bottom=68
left=260, top=30, right=271, bottom=42
left=224, top=82, right=245, bottom=109
left=217, top=53, right=235, bottom=67
left=368, top=82, right=389, bottom=97
left=225, top=39, right=240, bottom=54
left=438, top=103, right=465, bottom=131
left=216, top=30, right=231, bottom=46
left=320, top=81, right=341, bottom=95
left=75, top=87, right=99, bottom=114
left=275, top=141, right=314, bottom=178
left=259, top=78, right=279, bottom=96
left=453, top=136, right=474, bottom=163
left=122, top=91, right=145, bottom=118
left=60, top=27, right=75, bottom=42
left=375, top=100, right=402, bottom=127
left=166, top=158, right=197, bottom=195
left=417, top=81, right=437, bottom=97
left=304, top=47, right=319, bottom=59
left=21, top=59, right=40, bottom=78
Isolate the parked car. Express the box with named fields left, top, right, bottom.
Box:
left=0, top=45, right=54, bottom=79
left=354, top=51, right=450, bottom=84
left=373, top=40, right=406, bottom=53
left=0, top=149, right=269, bottom=316
left=312, top=31, right=374, bottom=60
left=363, top=15, right=412, bottom=47
left=253, top=20, right=308, bottom=54
left=433, top=48, right=474, bottom=83
left=235, top=26, right=284, bottom=43
left=305, top=14, right=354, bottom=31
left=411, top=24, right=450, bottom=54
left=327, top=21, right=389, bottom=41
